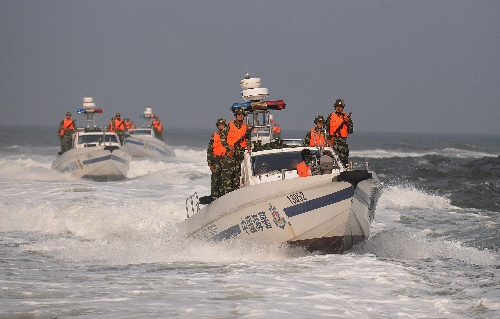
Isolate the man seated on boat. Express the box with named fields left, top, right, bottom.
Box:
left=304, top=115, right=327, bottom=147
left=58, top=112, right=76, bottom=154
left=297, top=149, right=312, bottom=177
left=152, top=116, right=163, bottom=140
left=220, top=108, right=251, bottom=195
left=207, top=118, right=227, bottom=200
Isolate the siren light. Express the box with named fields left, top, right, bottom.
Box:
left=77, top=108, right=103, bottom=114
left=230, top=100, right=285, bottom=113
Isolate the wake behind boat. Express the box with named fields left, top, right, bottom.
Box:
left=180, top=74, right=383, bottom=254
left=51, top=97, right=131, bottom=181
left=123, top=108, right=175, bottom=158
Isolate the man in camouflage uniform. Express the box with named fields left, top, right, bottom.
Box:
left=220, top=109, right=250, bottom=195
left=207, top=118, right=227, bottom=200
left=326, top=99, right=353, bottom=166
left=58, top=112, right=76, bottom=154
left=304, top=115, right=328, bottom=147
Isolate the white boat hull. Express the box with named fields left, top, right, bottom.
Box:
left=180, top=171, right=382, bottom=253
left=51, top=146, right=131, bottom=181
left=123, top=135, right=175, bottom=158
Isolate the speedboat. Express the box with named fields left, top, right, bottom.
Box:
left=123, top=108, right=175, bottom=158
left=180, top=74, right=383, bottom=254
left=51, top=97, right=131, bottom=181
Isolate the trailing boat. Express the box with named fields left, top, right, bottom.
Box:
left=123, top=108, right=175, bottom=158
left=51, top=97, right=131, bottom=181
left=180, top=74, right=383, bottom=254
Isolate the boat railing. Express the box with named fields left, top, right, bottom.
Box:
left=185, top=192, right=200, bottom=218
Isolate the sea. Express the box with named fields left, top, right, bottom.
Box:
left=0, top=125, right=499, bottom=319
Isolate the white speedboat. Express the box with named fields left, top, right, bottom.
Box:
left=51, top=97, right=131, bottom=181
left=180, top=74, right=382, bottom=254
left=123, top=108, right=175, bottom=158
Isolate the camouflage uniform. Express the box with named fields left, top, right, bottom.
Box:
left=59, top=119, right=75, bottom=153
left=207, top=132, right=225, bottom=198
left=326, top=112, right=353, bottom=166
left=219, top=120, right=247, bottom=195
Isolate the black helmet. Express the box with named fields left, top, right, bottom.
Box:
left=116, top=113, right=121, bottom=117
left=233, top=108, right=246, bottom=115
left=301, top=149, right=311, bottom=161
left=66, top=112, right=71, bottom=116
left=314, top=115, right=325, bottom=123
left=334, top=99, right=345, bottom=108
left=216, top=118, right=227, bottom=126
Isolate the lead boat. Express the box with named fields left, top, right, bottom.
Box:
left=51, top=97, right=131, bottom=181
left=180, top=74, right=383, bottom=254
left=123, top=108, right=175, bottom=158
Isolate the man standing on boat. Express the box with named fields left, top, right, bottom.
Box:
left=220, top=108, right=250, bottom=195
left=113, top=113, right=126, bottom=145
left=58, top=112, right=76, bottom=154
left=326, top=99, right=353, bottom=166
left=152, top=116, right=163, bottom=141
left=207, top=118, right=227, bottom=200
left=304, top=115, right=328, bottom=147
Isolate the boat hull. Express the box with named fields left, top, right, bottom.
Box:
left=123, top=135, right=175, bottom=158
left=51, top=147, right=131, bottom=181
left=179, top=173, right=382, bottom=253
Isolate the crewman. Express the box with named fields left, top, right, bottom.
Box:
left=296, top=149, right=311, bottom=177
left=220, top=108, right=250, bottom=195
left=304, top=115, right=327, bottom=147
left=108, top=117, right=115, bottom=132
left=124, top=118, right=132, bottom=131
left=58, top=112, right=76, bottom=154
left=113, top=113, right=125, bottom=145
left=152, top=116, right=163, bottom=140
left=207, top=118, right=227, bottom=200
left=326, top=99, right=353, bottom=166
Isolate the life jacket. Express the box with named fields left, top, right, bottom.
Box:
left=130, top=123, right=135, bottom=129
left=153, top=119, right=163, bottom=132
left=60, top=118, right=75, bottom=137
left=309, top=128, right=326, bottom=147
left=113, top=118, right=125, bottom=131
left=296, top=161, right=310, bottom=177
left=227, top=120, right=248, bottom=148
left=108, top=121, right=114, bottom=132
left=329, top=112, right=349, bottom=138
left=124, top=121, right=131, bottom=129
left=272, top=125, right=281, bottom=134
left=212, top=132, right=226, bottom=156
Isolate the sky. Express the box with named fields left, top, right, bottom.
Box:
left=1, top=0, right=499, bottom=135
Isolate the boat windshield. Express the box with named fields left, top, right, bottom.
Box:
left=252, top=150, right=319, bottom=175
left=129, top=129, right=152, bottom=136
left=79, top=134, right=118, bottom=144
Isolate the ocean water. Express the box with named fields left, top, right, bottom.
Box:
left=0, top=125, right=499, bottom=318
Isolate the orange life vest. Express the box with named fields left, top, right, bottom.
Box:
left=329, top=112, right=349, bottom=138
left=272, top=125, right=281, bottom=134
left=227, top=120, right=248, bottom=148
left=124, top=121, right=131, bottom=129
left=109, top=121, right=114, bottom=132
left=60, top=118, right=75, bottom=137
left=309, top=128, right=326, bottom=147
left=153, top=119, right=163, bottom=132
left=212, top=132, right=226, bottom=156
left=296, top=161, right=310, bottom=177
left=113, top=118, right=125, bottom=131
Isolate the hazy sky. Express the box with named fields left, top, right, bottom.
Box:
left=1, top=0, right=499, bottom=135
